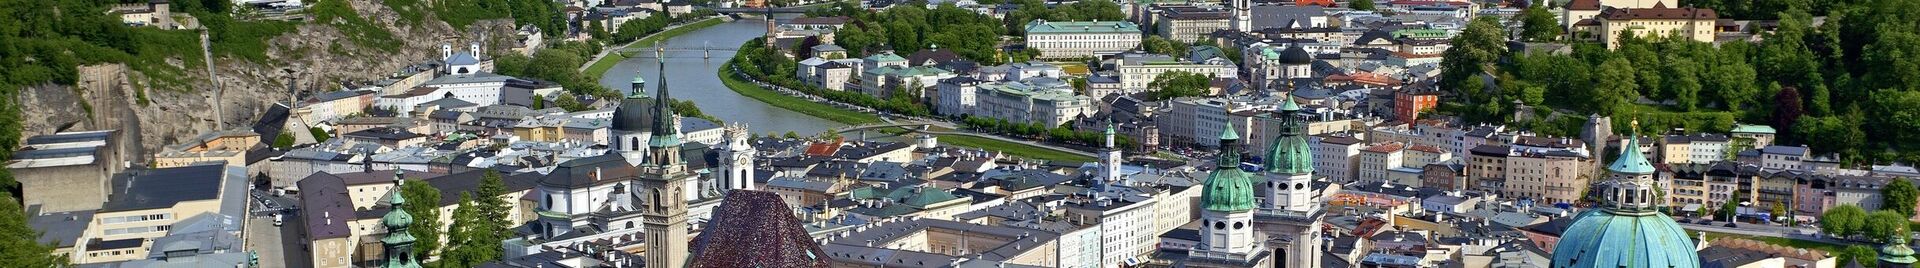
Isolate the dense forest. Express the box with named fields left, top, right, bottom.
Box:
left=1443, top=0, right=1920, bottom=165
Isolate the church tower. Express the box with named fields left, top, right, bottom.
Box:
left=1097, top=120, right=1123, bottom=188
left=1262, top=95, right=1315, bottom=212
left=380, top=172, right=423, bottom=268
left=638, top=52, right=693, bottom=268
left=1231, top=0, right=1253, bottom=32
left=1254, top=94, right=1324, bottom=268
left=718, top=122, right=757, bottom=192
left=1190, top=127, right=1271, bottom=267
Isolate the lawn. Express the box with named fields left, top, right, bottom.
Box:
left=936, top=134, right=1096, bottom=162
left=1696, top=230, right=1851, bottom=254
left=716, top=63, right=884, bottom=125
left=584, top=17, right=726, bottom=79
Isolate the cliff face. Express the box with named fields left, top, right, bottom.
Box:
left=18, top=0, right=520, bottom=160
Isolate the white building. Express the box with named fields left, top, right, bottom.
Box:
left=1110, top=53, right=1237, bottom=91
left=1024, top=20, right=1143, bottom=59
left=1311, top=134, right=1365, bottom=183
left=971, top=78, right=1094, bottom=127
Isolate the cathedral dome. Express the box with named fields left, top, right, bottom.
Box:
left=611, top=97, right=656, bottom=132
left=1279, top=45, right=1313, bottom=65
left=1552, top=127, right=1698, bottom=268
left=1202, top=127, right=1257, bottom=212
left=1549, top=209, right=1699, bottom=268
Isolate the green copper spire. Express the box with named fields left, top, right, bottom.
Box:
left=1883, top=234, right=1917, bottom=265
left=1607, top=120, right=1655, bottom=174
left=1279, top=92, right=1301, bottom=111
left=380, top=172, right=422, bottom=268
left=1202, top=127, right=1256, bottom=212
left=648, top=49, right=681, bottom=148
left=1263, top=93, right=1313, bottom=175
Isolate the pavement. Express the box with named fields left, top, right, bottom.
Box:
left=246, top=189, right=309, bottom=268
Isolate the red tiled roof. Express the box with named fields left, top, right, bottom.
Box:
left=688, top=190, right=832, bottom=268
left=1407, top=145, right=1445, bottom=154
left=804, top=138, right=844, bottom=157
left=1364, top=142, right=1406, bottom=153
left=1566, top=0, right=1601, bottom=10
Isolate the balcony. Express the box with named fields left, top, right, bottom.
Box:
left=1254, top=206, right=1325, bottom=222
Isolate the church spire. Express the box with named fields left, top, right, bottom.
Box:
left=380, top=170, right=422, bottom=268
left=647, top=48, right=684, bottom=169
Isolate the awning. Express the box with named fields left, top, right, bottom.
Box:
left=1682, top=204, right=1703, bottom=212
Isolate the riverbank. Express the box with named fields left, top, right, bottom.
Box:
left=721, top=62, right=1098, bottom=162
left=718, top=62, right=885, bottom=125
left=937, top=134, right=1097, bottom=162
left=582, top=17, right=727, bottom=79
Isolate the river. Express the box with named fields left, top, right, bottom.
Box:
left=598, top=15, right=847, bottom=135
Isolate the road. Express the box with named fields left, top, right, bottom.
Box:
left=246, top=189, right=307, bottom=268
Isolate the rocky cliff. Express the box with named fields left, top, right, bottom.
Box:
left=18, top=0, right=520, bottom=161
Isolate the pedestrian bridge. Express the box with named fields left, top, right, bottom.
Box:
left=835, top=123, right=934, bottom=133
left=709, top=7, right=814, bottom=13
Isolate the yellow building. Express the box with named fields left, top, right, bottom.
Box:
left=75, top=164, right=244, bottom=264
left=1503, top=152, right=1593, bottom=205
left=153, top=129, right=260, bottom=168
left=1595, top=5, right=1718, bottom=49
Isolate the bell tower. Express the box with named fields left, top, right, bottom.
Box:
left=718, top=122, right=757, bottom=192
left=638, top=48, right=692, bottom=268
left=1252, top=94, right=1324, bottom=268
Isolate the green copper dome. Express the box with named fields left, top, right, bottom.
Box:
left=1549, top=209, right=1699, bottom=268
left=1202, top=127, right=1257, bottom=212
left=1882, top=235, right=1916, bottom=265
left=1263, top=95, right=1312, bottom=175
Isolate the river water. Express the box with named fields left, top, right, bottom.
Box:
left=598, top=16, right=847, bottom=135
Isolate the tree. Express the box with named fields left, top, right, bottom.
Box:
left=1885, top=179, right=1918, bottom=218
left=442, top=193, right=484, bottom=266
left=1518, top=7, right=1562, bottom=41
left=1770, top=84, right=1804, bottom=139
left=1862, top=210, right=1909, bottom=243
left=274, top=133, right=295, bottom=148
left=1716, top=195, right=1739, bottom=221
left=531, top=94, right=545, bottom=110
left=1146, top=71, right=1211, bottom=100
left=1592, top=58, right=1639, bottom=115
left=1142, top=36, right=1183, bottom=56
left=0, top=197, right=66, bottom=266
left=1440, top=17, right=1506, bottom=92
left=1822, top=205, right=1868, bottom=238
left=444, top=171, right=512, bottom=265
left=1349, top=0, right=1375, bottom=10
left=399, top=180, right=443, bottom=260
left=784, top=131, right=802, bottom=139
left=553, top=92, right=588, bottom=112
left=474, top=170, right=512, bottom=242
left=1795, top=115, right=1866, bottom=156
left=1663, top=58, right=1704, bottom=111
left=1836, top=245, right=1878, bottom=266
left=309, top=127, right=330, bottom=142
